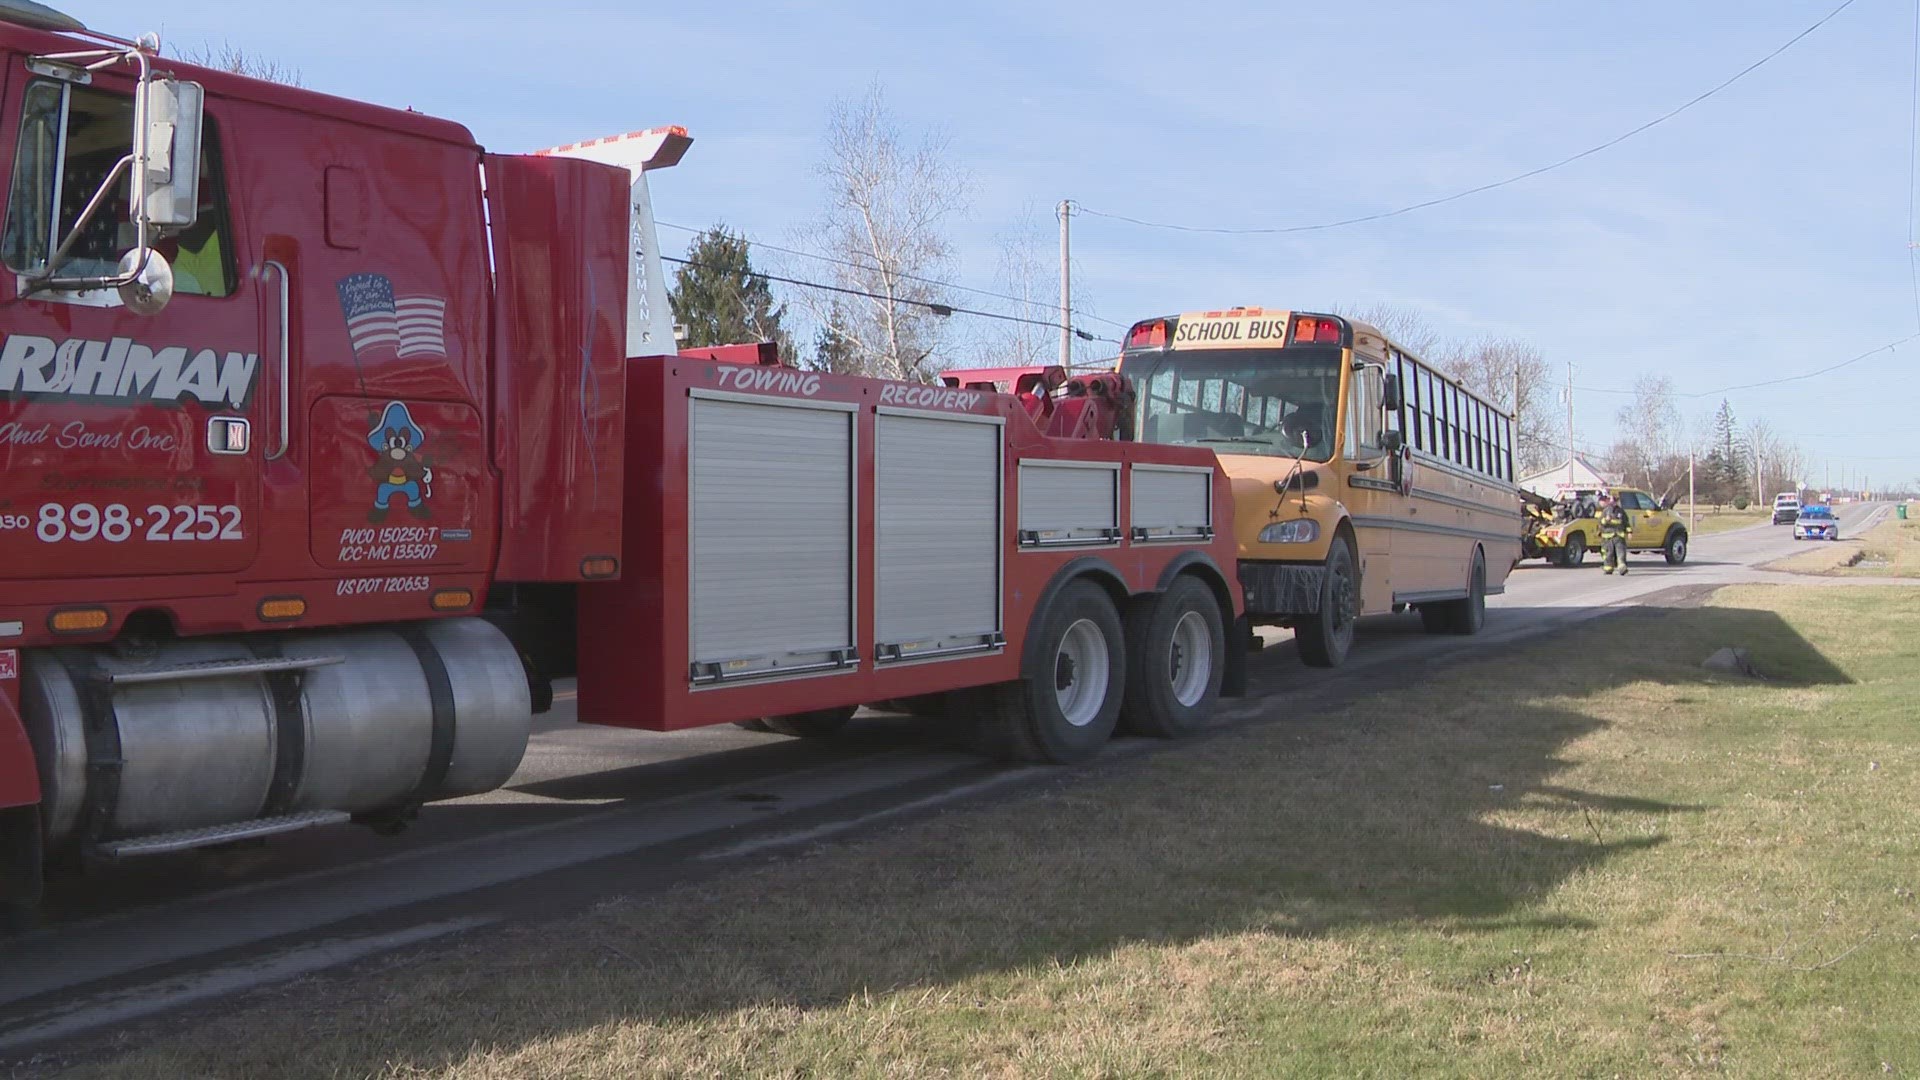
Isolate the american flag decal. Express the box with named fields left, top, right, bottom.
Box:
left=337, top=273, right=448, bottom=358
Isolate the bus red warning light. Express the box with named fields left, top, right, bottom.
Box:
left=1290, top=315, right=1342, bottom=344
left=1127, top=320, right=1168, bottom=348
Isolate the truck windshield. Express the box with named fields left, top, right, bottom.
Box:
left=1121, top=346, right=1344, bottom=462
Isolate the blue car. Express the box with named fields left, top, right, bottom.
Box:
left=1793, top=504, right=1839, bottom=540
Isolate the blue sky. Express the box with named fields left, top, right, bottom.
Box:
left=75, top=0, right=1920, bottom=489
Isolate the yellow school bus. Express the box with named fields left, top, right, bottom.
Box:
left=1118, top=308, right=1523, bottom=667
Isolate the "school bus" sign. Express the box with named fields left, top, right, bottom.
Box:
left=1169, top=309, right=1294, bottom=349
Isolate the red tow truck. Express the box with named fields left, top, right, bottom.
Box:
left=0, top=4, right=1245, bottom=924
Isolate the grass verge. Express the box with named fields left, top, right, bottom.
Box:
left=1767, top=514, right=1920, bottom=578
left=62, top=586, right=1920, bottom=1079
left=1677, top=506, right=1770, bottom=535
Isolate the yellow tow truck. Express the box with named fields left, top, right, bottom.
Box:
left=1522, top=486, right=1689, bottom=567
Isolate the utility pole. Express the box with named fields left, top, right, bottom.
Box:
left=1057, top=199, right=1071, bottom=369
left=1688, top=448, right=1696, bottom=539
left=1565, top=362, right=1574, bottom=465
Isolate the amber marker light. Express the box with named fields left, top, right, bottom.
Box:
left=580, top=556, right=619, bottom=579
left=257, top=597, right=307, bottom=622
left=49, top=608, right=110, bottom=634
left=431, top=589, right=474, bottom=611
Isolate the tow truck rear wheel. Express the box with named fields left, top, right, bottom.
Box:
left=1119, top=575, right=1226, bottom=739
left=982, top=579, right=1125, bottom=765
left=1560, top=533, right=1587, bottom=568
left=1297, top=536, right=1357, bottom=668
left=762, top=706, right=857, bottom=739
left=0, top=805, right=43, bottom=933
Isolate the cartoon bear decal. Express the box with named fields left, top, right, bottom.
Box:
left=367, top=401, right=433, bottom=522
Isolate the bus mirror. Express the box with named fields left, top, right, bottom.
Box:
left=1379, top=429, right=1403, bottom=454
left=1275, top=471, right=1320, bottom=494
left=140, top=78, right=205, bottom=229
left=1382, top=373, right=1403, bottom=412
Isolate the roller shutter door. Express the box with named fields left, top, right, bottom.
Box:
left=875, top=412, right=1003, bottom=660
left=688, top=395, right=855, bottom=681
left=1017, top=460, right=1119, bottom=546
left=1131, top=465, right=1213, bottom=541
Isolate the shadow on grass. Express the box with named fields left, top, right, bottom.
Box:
left=92, top=602, right=1860, bottom=1075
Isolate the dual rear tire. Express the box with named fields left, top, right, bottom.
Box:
left=750, top=574, right=1229, bottom=766
left=978, top=575, right=1226, bottom=765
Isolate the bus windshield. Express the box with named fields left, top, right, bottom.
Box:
left=1122, top=346, right=1344, bottom=463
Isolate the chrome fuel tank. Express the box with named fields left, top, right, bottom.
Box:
left=22, top=617, right=531, bottom=853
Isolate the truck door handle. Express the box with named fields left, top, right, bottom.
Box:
left=262, top=259, right=291, bottom=461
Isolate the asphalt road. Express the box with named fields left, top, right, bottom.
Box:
left=0, top=500, right=1903, bottom=1056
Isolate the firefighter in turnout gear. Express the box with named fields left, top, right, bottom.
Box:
left=1597, top=491, right=1631, bottom=575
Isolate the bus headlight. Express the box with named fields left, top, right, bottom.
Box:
left=1259, top=519, right=1320, bottom=544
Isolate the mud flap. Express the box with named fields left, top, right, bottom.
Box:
left=0, top=663, right=39, bottom=812
left=1, top=804, right=43, bottom=928
left=1221, top=615, right=1253, bottom=698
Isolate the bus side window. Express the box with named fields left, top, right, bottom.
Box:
left=1410, top=362, right=1428, bottom=452
left=1473, top=401, right=1487, bottom=473
left=1386, top=353, right=1405, bottom=438
left=1352, top=365, right=1387, bottom=457
left=1451, top=387, right=1466, bottom=466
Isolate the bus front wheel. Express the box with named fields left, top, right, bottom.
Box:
left=1297, top=537, right=1357, bottom=669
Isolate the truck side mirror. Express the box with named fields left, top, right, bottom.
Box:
left=140, top=78, right=206, bottom=229
left=1382, top=373, right=1403, bottom=412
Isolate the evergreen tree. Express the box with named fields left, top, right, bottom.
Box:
left=1703, top=399, right=1748, bottom=505
left=667, top=225, right=791, bottom=357
left=804, top=302, right=861, bottom=374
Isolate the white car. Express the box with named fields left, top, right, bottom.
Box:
left=1793, top=505, right=1839, bottom=540
left=1771, top=493, right=1800, bottom=525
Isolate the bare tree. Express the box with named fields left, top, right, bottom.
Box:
left=795, top=83, right=969, bottom=382
left=956, top=224, right=1054, bottom=369
left=1335, top=304, right=1557, bottom=474
left=1444, top=337, right=1555, bottom=474
left=1611, top=375, right=1683, bottom=491
left=1745, top=418, right=1806, bottom=500
left=178, top=42, right=303, bottom=87
left=1335, top=303, right=1447, bottom=363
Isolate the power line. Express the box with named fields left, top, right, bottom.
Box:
left=1074, top=0, right=1860, bottom=236
left=660, top=254, right=1117, bottom=343
left=1579, top=332, right=1920, bottom=401
left=655, top=219, right=1131, bottom=330
left=1698, top=333, right=1920, bottom=396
